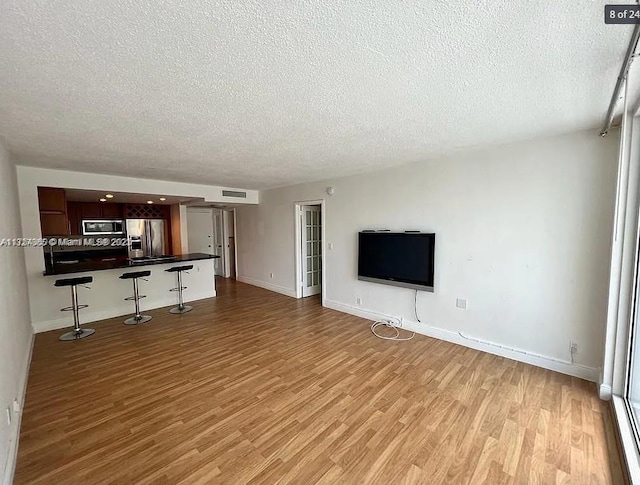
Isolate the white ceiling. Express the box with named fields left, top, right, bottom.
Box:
left=0, top=1, right=632, bottom=190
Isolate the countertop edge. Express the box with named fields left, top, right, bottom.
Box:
left=43, top=253, right=220, bottom=277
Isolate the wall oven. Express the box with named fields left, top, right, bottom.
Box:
left=82, top=220, right=125, bottom=236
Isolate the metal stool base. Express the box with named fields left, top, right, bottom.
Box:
left=170, top=305, right=193, bottom=314
left=124, top=315, right=152, bottom=325
left=59, top=328, right=95, bottom=341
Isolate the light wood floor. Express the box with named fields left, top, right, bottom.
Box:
left=15, top=278, right=624, bottom=484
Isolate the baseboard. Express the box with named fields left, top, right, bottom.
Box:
left=236, top=276, right=297, bottom=298
left=31, top=291, right=216, bottom=334
left=600, top=383, right=613, bottom=400
left=324, top=299, right=600, bottom=383
left=2, top=331, right=34, bottom=485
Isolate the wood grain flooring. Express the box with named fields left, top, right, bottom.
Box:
left=15, top=278, right=624, bottom=484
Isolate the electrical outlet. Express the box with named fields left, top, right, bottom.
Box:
left=570, top=341, right=579, bottom=354
left=456, top=298, right=467, bottom=309
left=329, top=242, right=334, bottom=250
left=356, top=297, right=362, bottom=306
left=5, top=406, right=11, bottom=426
left=13, top=399, right=20, bottom=413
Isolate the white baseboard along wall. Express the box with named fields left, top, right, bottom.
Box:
left=324, top=299, right=600, bottom=382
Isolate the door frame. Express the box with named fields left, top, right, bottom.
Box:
left=294, top=199, right=326, bottom=306
left=221, top=208, right=238, bottom=279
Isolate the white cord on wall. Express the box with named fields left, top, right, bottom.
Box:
left=371, top=319, right=415, bottom=341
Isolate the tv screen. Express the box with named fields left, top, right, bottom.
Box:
left=358, top=232, right=435, bottom=292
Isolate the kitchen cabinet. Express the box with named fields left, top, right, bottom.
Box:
left=79, top=202, right=123, bottom=220
left=80, top=202, right=102, bottom=219
left=40, top=213, right=70, bottom=236
left=38, top=187, right=66, bottom=213
left=101, top=203, right=124, bottom=219
left=38, top=187, right=69, bottom=236
left=66, top=202, right=82, bottom=235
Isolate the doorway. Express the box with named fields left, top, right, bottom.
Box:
left=294, top=200, right=325, bottom=300
left=224, top=209, right=237, bottom=279
left=187, top=208, right=224, bottom=275
left=187, top=208, right=214, bottom=252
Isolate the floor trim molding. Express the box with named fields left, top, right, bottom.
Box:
left=324, top=299, right=600, bottom=383
left=600, top=384, right=614, bottom=400
left=236, top=276, right=297, bottom=298
left=2, top=331, right=34, bottom=485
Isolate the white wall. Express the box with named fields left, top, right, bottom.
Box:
left=0, top=142, right=33, bottom=485
left=236, top=129, right=618, bottom=380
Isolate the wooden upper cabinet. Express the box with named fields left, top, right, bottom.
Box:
left=38, top=187, right=69, bottom=236
left=66, top=202, right=82, bottom=235
left=37, top=187, right=66, bottom=213
left=101, top=203, right=124, bottom=219
left=79, top=202, right=123, bottom=220
left=80, top=202, right=102, bottom=219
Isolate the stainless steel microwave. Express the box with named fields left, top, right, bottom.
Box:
left=82, top=220, right=125, bottom=236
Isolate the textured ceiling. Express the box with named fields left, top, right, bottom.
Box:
left=0, top=1, right=631, bottom=189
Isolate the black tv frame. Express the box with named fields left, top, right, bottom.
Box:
left=357, top=231, right=435, bottom=292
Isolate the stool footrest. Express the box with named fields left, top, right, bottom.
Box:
left=124, top=295, right=147, bottom=301
left=61, top=304, right=89, bottom=312
left=169, top=287, right=188, bottom=292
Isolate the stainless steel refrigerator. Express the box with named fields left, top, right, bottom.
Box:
left=126, top=219, right=166, bottom=258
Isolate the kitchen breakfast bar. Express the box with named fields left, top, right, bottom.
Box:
left=37, top=253, right=219, bottom=334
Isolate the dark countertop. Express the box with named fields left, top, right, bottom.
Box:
left=43, top=253, right=220, bottom=276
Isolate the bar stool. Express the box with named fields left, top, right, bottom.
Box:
left=120, top=270, right=152, bottom=325
left=165, top=265, right=193, bottom=314
left=54, top=276, right=95, bottom=341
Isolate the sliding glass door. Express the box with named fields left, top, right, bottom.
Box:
left=626, top=233, right=640, bottom=443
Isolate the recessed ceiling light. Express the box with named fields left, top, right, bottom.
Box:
left=159, top=197, right=166, bottom=201
left=99, top=198, right=107, bottom=202
left=147, top=200, right=154, bottom=204
left=105, top=194, right=114, bottom=199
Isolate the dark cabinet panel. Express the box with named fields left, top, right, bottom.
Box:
left=101, top=203, right=123, bottom=219
left=40, top=213, right=69, bottom=236
left=66, top=202, right=82, bottom=235
left=79, top=202, right=124, bottom=220
left=38, top=187, right=69, bottom=236
left=38, top=187, right=66, bottom=213
left=80, top=202, right=102, bottom=219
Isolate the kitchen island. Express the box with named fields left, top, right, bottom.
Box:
left=36, top=253, right=219, bottom=333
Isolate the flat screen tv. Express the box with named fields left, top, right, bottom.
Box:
left=358, top=232, right=435, bottom=292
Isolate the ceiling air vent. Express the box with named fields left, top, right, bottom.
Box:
left=222, top=190, right=247, bottom=198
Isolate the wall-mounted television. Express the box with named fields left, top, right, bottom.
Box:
left=358, top=232, right=435, bottom=292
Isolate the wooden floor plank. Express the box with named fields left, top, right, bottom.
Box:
left=14, top=278, right=623, bottom=484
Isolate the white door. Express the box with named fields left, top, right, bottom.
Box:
left=213, top=210, right=224, bottom=276
left=187, top=209, right=214, bottom=255
left=301, top=205, right=321, bottom=297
